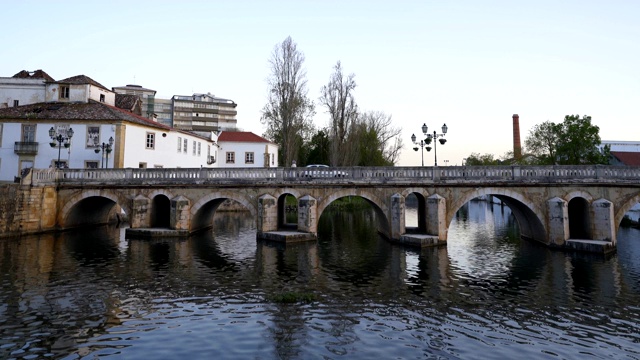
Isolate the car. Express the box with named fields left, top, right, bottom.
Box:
left=303, top=164, right=348, bottom=178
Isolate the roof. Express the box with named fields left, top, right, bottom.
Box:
left=218, top=131, right=273, bottom=144
left=115, top=93, right=141, bottom=111
left=0, top=100, right=168, bottom=130
left=112, top=84, right=157, bottom=93
left=611, top=151, right=640, bottom=166
left=12, top=69, right=55, bottom=81
left=0, top=100, right=212, bottom=142
left=57, top=75, right=109, bottom=91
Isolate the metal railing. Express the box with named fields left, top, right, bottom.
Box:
left=23, top=165, right=640, bottom=187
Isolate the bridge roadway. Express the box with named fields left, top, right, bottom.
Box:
left=21, top=165, right=640, bottom=253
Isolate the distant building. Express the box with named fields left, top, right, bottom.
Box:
left=0, top=70, right=54, bottom=108
left=601, top=141, right=640, bottom=166
left=172, top=93, right=237, bottom=136
left=217, top=131, right=278, bottom=168
left=111, top=84, right=164, bottom=123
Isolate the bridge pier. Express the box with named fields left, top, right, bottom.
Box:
left=297, top=195, right=318, bottom=234
left=395, top=193, right=447, bottom=247
left=257, top=194, right=277, bottom=232
left=426, top=194, right=446, bottom=240
left=170, top=196, right=190, bottom=231
left=131, top=195, right=151, bottom=228
left=592, top=199, right=616, bottom=243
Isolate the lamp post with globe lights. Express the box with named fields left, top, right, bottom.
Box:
left=411, top=123, right=448, bottom=166
left=49, top=126, right=74, bottom=168
left=94, top=136, right=115, bottom=168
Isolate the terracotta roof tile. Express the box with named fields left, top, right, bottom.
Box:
left=611, top=151, right=640, bottom=166
left=218, top=131, right=272, bottom=143
left=115, top=93, right=140, bottom=111
left=58, top=75, right=109, bottom=91
left=12, top=69, right=55, bottom=81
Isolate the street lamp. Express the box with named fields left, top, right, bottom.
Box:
left=411, top=133, right=428, bottom=166
left=49, top=126, right=74, bottom=168
left=411, top=123, right=448, bottom=166
left=94, top=136, right=114, bottom=168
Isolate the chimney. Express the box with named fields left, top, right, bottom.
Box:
left=513, top=114, right=522, bottom=160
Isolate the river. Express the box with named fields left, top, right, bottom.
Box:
left=1, top=200, right=639, bottom=359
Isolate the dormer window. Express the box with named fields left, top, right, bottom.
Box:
left=100, top=94, right=105, bottom=102
left=60, top=86, right=70, bottom=99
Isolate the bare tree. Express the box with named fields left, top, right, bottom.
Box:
left=359, top=111, right=403, bottom=165
left=319, top=61, right=358, bottom=166
left=261, top=36, right=315, bottom=167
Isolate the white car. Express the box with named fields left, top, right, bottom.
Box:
left=303, top=164, right=348, bottom=178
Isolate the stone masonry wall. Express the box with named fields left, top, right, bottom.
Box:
left=0, top=184, right=57, bottom=238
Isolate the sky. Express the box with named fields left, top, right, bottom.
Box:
left=3, top=0, right=639, bottom=166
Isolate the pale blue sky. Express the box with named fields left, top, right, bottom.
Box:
left=3, top=0, right=638, bottom=166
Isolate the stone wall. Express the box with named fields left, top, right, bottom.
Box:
left=0, top=184, right=20, bottom=237
left=0, top=184, right=57, bottom=238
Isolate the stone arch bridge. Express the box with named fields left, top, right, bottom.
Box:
left=19, top=165, right=640, bottom=253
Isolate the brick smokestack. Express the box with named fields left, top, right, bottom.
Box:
left=513, top=114, right=522, bottom=160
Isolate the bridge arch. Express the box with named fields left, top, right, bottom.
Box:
left=448, top=187, right=547, bottom=244
left=316, top=188, right=391, bottom=237
left=615, top=193, right=640, bottom=227
left=402, top=188, right=429, bottom=232
left=59, top=189, right=129, bottom=229
left=190, top=191, right=257, bottom=233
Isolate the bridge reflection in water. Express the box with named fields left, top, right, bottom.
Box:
left=2, top=203, right=639, bottom=358
left=20, top=165, right=640, bottom=254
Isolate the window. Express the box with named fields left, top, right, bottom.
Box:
left=22, top=124, right=36, bottom=142
left=183, top=139, right=188, bottom=153
left=13, top=100, right=19, bottom=107
left=99, top=94, right=105, bottom=102
left=193, top=141, right=196, bottom=155
left=226, top=152, right=235, bottom=164
left=245, top=152, right=254, bottom=164
left=146, top=132, right=155, bottom=149
left=271, top=153, right=275, bottom=165
left=177, top=137, right=182, bottom=152
left=85, top=161, right=99, bottom=169
left=60, top=86, right=69, bottom=99
left=139, top=162, right=147, bottom=168
left=197, top=142, right=201, bottom=156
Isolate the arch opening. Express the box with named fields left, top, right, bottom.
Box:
left=191, top=198, right=251, bottom=234
left=277, top=193, right=298, bottom=230
left=318, top=195, right=390, bottom=239
left=568, top=197, right=591, bottom=239
left=64, top=196, right=122, bottom=229
left=450, top=192, right=547, bottom=245
left=404, top=192, right=427, bottom=234
left=151, top=195, right=171, bottom=228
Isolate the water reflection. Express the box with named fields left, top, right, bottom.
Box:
left=0, top=205, right=639, bottom=359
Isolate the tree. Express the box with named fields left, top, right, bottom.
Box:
left=524, top=115, right=609, bottom=165
left=556, top=115, right=609, bottom=165
left=355, top=111, right=403, bottom=166
left=464, top=153, right=500, bottom=165
left=524, top=121, right=561, bottom=165
left=319, top=61, right=358, bottom=166
left=261, top=36, right=315, bottom=167
left=303, top=129, right=330, bottom=165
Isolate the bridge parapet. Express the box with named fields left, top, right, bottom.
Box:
left=24, top=165, right=640, bottom=186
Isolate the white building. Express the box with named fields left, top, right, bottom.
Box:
left=217, top=131, right=278, bottom=168
left=0, top=70, right=53, bottom=108
left=0, top=74, right=217, bottom=182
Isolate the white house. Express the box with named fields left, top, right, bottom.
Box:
left=217, top=131, right=278, bottom=168
left=0, top=74, right=218, bottom=182
left=0, top=70, right=53, bottom=108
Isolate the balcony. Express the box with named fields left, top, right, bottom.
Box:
left=14, top=142, right=39, bottom=155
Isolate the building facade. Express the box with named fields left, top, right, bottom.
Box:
left=217, top=131, right=278, bottom=168
left=172, top=93, right=237, bottom=135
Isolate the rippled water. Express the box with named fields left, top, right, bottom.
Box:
left=1, top=201, right=639, bottom=359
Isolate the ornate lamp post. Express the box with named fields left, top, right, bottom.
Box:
left=94, top=136, right=114, bottom=168
left=411, top=134, right=428, bottom=166
left=411, top=123, right=448, bottom=166
left=49, top=126, right=74, bottom=168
